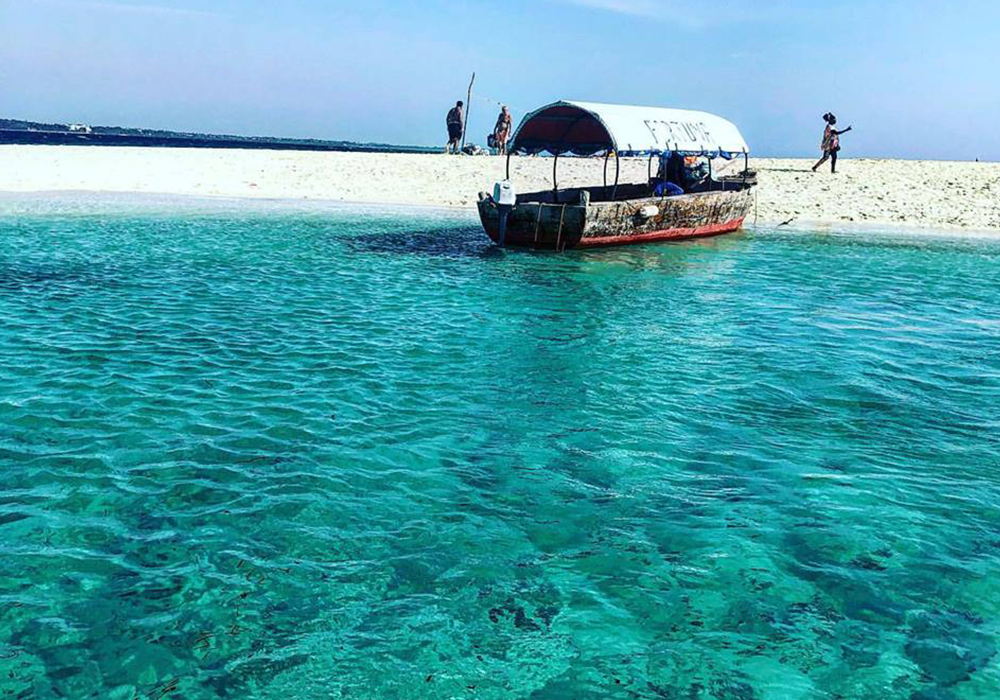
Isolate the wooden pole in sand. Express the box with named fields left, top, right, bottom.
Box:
left=462, top=72, right=475, bottom=151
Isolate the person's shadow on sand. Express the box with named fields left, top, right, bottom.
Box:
left=758, top=166, right=815, bottom=173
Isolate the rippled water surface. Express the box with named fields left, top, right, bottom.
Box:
left=2, top=198, right=1000, bottom=699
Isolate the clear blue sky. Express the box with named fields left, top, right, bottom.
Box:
left=2, top=0, right=998, bottom=159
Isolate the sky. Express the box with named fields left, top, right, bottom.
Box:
left=1, top=0, right=999, bottom=160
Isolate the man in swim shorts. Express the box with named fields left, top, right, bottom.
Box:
left=444, top=100, right=465, bottom=153
left=446, top=101, right=464, bottom=154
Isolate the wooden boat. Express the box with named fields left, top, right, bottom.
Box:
left=477, top=101, right=756, bottom=250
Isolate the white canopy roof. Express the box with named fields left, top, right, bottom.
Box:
left=510, top=100, right=750, bottom=158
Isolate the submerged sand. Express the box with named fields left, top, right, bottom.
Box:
left=0, top=145, right=997, bottom=230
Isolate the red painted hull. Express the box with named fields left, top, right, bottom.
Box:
left=576, top=217, right=745, bottom=247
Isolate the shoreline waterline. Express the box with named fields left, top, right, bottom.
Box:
left=2, top=189, right=999, bottom=241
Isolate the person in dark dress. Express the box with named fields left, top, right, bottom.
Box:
left=812, top=112, right=852, bottom=173
left=446, top=101, right=464, bottom=154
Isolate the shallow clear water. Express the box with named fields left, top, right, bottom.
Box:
left=2, top=198, right=1000, bottom=699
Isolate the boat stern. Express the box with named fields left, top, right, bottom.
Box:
left=476, top=192, right=503, bottom=245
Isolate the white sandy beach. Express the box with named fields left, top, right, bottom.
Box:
left=0, top=145, right=997, bottom=231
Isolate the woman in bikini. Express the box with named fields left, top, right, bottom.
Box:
left=493, top=106, right=513, bottom=156
left=812, top=112, right=852, bottom=173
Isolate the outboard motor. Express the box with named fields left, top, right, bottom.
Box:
left=493, top=180, right=516, bottom=247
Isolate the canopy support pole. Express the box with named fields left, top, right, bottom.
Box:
left=647, top=153, right=654, bottom=182
left=533, top=203, right=543, bottom=249
left=506, top=151, right=512, bottom=180
left=611, top=150, right=620, bottom=201
left=552, top=154, right=559, bottom=201
left=603, top=150, right=610, bottom=195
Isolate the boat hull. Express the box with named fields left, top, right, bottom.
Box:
left=477, top=187, right=752, bottom=250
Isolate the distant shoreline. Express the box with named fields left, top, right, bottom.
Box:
left=0, top=128, right=437, bottom=155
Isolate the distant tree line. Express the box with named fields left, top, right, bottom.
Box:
left=0, top=118, right=436, bottom=153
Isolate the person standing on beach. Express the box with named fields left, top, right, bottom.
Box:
left=493, top=106, right=513, bottom=155
left=446, top=101, right=464, bottom=154
left=812, top=112, right=852, bottom=173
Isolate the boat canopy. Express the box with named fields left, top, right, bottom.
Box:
left=509, top=100, right=749, bottom=159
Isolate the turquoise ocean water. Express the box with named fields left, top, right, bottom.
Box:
left=2, top=196, right=1000, bottom=699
